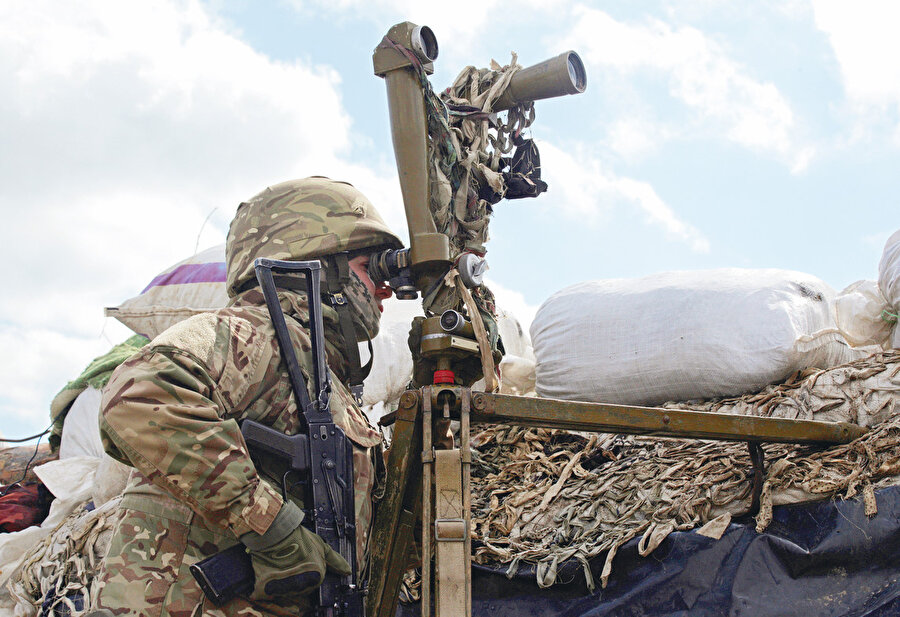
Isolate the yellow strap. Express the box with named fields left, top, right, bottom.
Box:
left=434, top=448, right=469, bottom=616
left=445, top=269, right=498, bottom=393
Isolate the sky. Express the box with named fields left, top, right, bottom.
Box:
left=1, top=0, right=897, bottom=441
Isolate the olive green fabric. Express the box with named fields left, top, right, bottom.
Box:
left=48, top=334, right=149, bottom=452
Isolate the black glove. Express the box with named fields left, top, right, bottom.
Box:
left=240, top=501, right=351, bottom=600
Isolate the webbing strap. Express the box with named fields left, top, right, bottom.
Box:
left=421, top=388, right=433, bottom=617
left=434, top=448, right=469, bottom=617
left=323, top=254, right=372, bottom=403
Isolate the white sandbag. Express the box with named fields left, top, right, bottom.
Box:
left=58, top=387, right=105, bottom=460
left=57, top=386, right=132, bottom=507
left=360, top=298, right=420, bottom=408
left=91, top=456, right=131, bottom=509
left=532, top=269, right=869, bottom=406
left=496, top=310, right=536, bottom=396
left=878, top=230, right=900, bottom=349
left=833, top=280, right=894, bottom=348
left=105, top=244, right=228, bottom=339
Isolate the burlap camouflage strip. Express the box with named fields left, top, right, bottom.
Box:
left=464, top=350, right=900, bottom=592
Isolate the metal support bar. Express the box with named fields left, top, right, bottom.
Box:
left=470, top=393, right=867, bottom=445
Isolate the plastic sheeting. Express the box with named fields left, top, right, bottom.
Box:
left=400, top=486, right=900, bottom=616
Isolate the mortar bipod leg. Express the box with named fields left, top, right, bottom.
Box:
left=434, top=393, right=470, bottom=617
left=461, top=388, right=473, bottom=613
left=366, top=390, right=424, bottom=617
left=421, top=387, right=433, bottom=617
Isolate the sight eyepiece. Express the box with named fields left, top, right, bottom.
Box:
left=440, top=310, right=467, bottom=333
left=411, top=25, right=438, bottom=63
left=368, top=247, right=418, bottom=300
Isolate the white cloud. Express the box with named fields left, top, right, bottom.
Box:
left=289, top=0, right=566, bottom=65
left=605, top=117, right=676, bottom=162
left=558, top=6, right=811, bottom=170
left=0, top=0, right=392, bottom=431
left=0, top=320, right=136, bottom=430
left=812, top=0, right=900, bottom=142
left=539, top=141, right=711, bottom=253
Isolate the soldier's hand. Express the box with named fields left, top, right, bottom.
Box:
left=240, top=501, right=351, bottom=600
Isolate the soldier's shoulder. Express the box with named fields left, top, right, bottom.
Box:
left=147, top=307, right=273, bottom=367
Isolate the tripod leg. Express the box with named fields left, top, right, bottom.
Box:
left=367, top=390, right=424, bottom=617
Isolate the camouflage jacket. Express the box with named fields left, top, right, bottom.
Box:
left=95, top=289, right=381, bottom=617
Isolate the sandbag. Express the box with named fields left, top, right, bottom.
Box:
left=58, top=387, right=105, bottom=460
left=361, top=298, right=420, bottom=409
left=833, top=280, right=894, bottom=348
left=105, top=244, right=228, bottom=340
left=496, top=310, right=536, bottom=396
left=831, top=229, right=900, bottom=350
left=532, top=269, right=868, bottom=406
left=879, top=229, right=900, bottom=349
left=56, top=386, right=132, bottom=507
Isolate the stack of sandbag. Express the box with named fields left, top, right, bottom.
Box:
left=0, top=336, right=151, bottom=615
left=531, top=268, right=873, bottom=406
left=833, top=229, right=900, bottom=349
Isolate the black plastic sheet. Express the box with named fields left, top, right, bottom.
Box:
left=400, top=486, right=900, bottom=616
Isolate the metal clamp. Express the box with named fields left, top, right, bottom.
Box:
left=434, top=518, right=467, bottom=542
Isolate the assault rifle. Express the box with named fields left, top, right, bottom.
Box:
left=190, top=259, right=363, bottom=617
left=366, top=22, right=868, bottom=617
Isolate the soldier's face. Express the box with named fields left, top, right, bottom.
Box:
left=348, top=254, right=392, bottom=311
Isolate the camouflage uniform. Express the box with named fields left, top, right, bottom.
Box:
left=94, top=178, right=401, bottom=617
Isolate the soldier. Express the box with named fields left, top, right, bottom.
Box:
left=93, top=177, right=402, bottom=616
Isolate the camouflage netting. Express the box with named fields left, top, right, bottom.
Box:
left=6, top=497, right=122, bottom=616
left=466, top=350, right=900, bottom=592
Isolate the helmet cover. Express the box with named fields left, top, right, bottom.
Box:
left=226, top=177, right=403, bottom=298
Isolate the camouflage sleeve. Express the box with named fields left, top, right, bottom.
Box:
left=99, top=314, right=284, bottom=538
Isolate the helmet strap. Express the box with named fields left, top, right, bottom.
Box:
left=323, top=253, right=373, bottom=404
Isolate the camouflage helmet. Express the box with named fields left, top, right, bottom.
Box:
left=226, top=177, right=403, bottom=297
